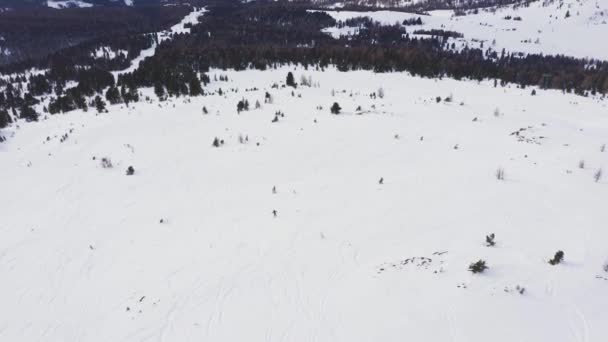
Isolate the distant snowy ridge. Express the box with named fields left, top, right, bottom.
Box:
left=320, top=0, right=608, bottom=60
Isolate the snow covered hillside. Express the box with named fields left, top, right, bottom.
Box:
left=1, top=67, right=607, bottom=341
left=322, top=0, right=608, bottom=60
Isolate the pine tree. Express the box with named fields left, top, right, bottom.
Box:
left=549, top=251, right=564, bottom=265
left=0, top=108, right=12, bottom=128
left=105, top=86, right=121, bottom=105
left=19, top=105, right=38, bottom=122
left=189, top=77, right=202, bottom=96
left=94, top=96, right=107, bottom=113
left=286, top=72, right=296, bottom=88
left=154, top=83, right=165, bottom=99
left=330, top=102, right=341, bottom=114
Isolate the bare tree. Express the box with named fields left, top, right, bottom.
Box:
left=594, top=168, right=602, bottom=183
left=496, top=167, right=505, bottom=180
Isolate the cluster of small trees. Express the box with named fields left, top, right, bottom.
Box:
left=471, top=231, right=570, bottom=277
left=237, top=98, right=250, bottom=113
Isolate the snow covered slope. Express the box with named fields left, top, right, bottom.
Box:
left=1, top=67, right=607, bottom=341
left=322, top=0, right=608, bottom=60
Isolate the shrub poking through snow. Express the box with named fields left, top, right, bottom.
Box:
left=212, top=137, right=221, bottom=148
left=496, top=168, right=505, bottom=180
left=578, top=160, right=585, bottom=169
left=601, top=144, right=606, bottom=152
left=594, top=169, right=602, bottom=183
left=548, top=250, right=564, bottom=265
left=100, top=157, right=113, bottom=169
left=486, top=233, right=496, bottom=247
left=469, top=260, right=488, bottom=273
left=330, top=102, right=341, bottom=114
left=126, top=166, right=135, bottom=176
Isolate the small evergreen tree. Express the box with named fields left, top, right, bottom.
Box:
left=286, top=72, right=296, bottom=88
left=330, top=102, right=341, bottom=114
left=485, top=233, right=496, bottom=247
left=469, top=260, right=488, bottom=273
left=549, top=250, right=564, bottom=265
left=94, top=96, right=106, bottom=113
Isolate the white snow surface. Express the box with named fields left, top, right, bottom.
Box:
left=1, top=67, right=608, bottom=341
left=321, top=0, right=608, bottom=60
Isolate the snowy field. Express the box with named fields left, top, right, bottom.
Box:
left=321, top=0, right=608, bottom=60
left=1, top=67, right=607, bottom=341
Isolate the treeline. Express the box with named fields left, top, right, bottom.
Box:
left=118, top=2, right=608, bottom=96
left=302, top=0, right=534, bottom=13
left=0, top=5, right=190, bottom=66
